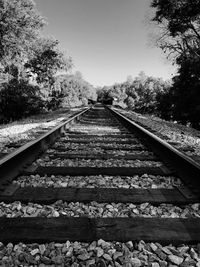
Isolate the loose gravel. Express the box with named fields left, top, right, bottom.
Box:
left=0, top=108, right=83, bottom=154
left=47, top=148, right=148, bottom=155
left=0, top=201, right=199, bottom=218
left=14, top=174, right=182, bottom=189
left=0, top=240, right=200, bottom=267
left=0, top=120, right=65, bottom=153
left=33, top=158, right=163, bottom=167
left=114, top=108, right=200, bottom=158
left=53, top=142, right=146, bottom=150
left=48, top=150, right=153, bottom=156
left=61, top=137, right=138, bottom=142
left=67, top=125, right=127, bottom=134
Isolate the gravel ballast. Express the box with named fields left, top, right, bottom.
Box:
left=114, top=108, right=200, bottom=158
left=67, top=125, right=127, bottom=134
left=61, top=137, right=138, bottom=142
left=0, top=108, right=83, bottom=154
left=47, top=148, right=147, bottom=155
left=33, top=158, right=163, bottom=167
left=0, top=119, right=66, bottom=153
left=0, top=201, right=199, bottom=218
left=52, top=142, right=146, bottom=150
left=48, top=149, right=152, bottom=156
left=0, top=240, right=200, bottom=266
left=14, top=174, right=182, bottom=189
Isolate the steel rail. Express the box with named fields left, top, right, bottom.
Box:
left=108, top=107, right=200, bottom=195
left=0, top=107, right=90, bottom=192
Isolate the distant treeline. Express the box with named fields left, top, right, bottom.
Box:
left=97, top=68, right=199, bottom=129
left=97, top=71, right=172, bottom=117
left=0, top=0, right=96, bottom=123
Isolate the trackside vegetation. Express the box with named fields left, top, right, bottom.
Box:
left=0, top=0, right=96, bottom=123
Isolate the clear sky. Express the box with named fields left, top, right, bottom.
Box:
left=34, top=0, right=176, bottom=86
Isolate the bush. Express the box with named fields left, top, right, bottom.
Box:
left=0, top=79, right=45, bottom=123
left=125, top=96, right=135, bottom=109
left=155, top=90, right=174, bottom=120
left=46, top=90, right=64, bottom=111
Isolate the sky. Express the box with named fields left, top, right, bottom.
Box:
left=34, top=0, right=177, bottom=86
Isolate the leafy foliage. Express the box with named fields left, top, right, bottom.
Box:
left=151, top=0, right=200, bottom=128
left=24, top=37, right=73, bottom=110
left=0, top=0, right=91, bottom=123
left=25, top=38, right=73, bottom=87
left=151, top=0, right=200, bottom=59
left=0, top=79, right=45, bottom=122
left=97, top=72, right=170, bottom=114
left=171, top=55, right=200, bottom=127
left=0, top=0, right=45, bottom=74
left=0, top=0, right=48, bottom=122
left=56, top=73, right=97, bottom=107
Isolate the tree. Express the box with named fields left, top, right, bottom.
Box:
left=24, top=37, right=73, bottom=109
left=97, top=86, right=111, bottom=102
left=25, top=38, right=73, bottom=89
left=126, top=75, right=133, bottom=84
left=0, top=0, right=46, bottom=77
left=151, top=0, right=200, bottom=60
left=109, top=83, right=127, bottom=103
left=55, top=73, right=96, bottom=107
left=96, top=72, right=169, bottom=113
left=124, top=72, right=169, bottom=113
left=156, top=85, right=174, bottom=120
left=171, top=56, right=200, bottom=128
left=151, top=0, right=200, bottom=128
left=0, top=78, right=45, bottom=122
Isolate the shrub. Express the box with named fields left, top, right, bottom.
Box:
left=125, top=96, right=135, bottom=109
left=46, top=90, right=64, bottom=111
left=0, top=79, right=45, bottom=123
left=155, top=90, right=174, bottom=120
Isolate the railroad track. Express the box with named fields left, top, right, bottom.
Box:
left=0, top=104, right=200, bottom=259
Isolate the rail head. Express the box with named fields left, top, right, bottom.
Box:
left=108, top=107, right=200, bottom=195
